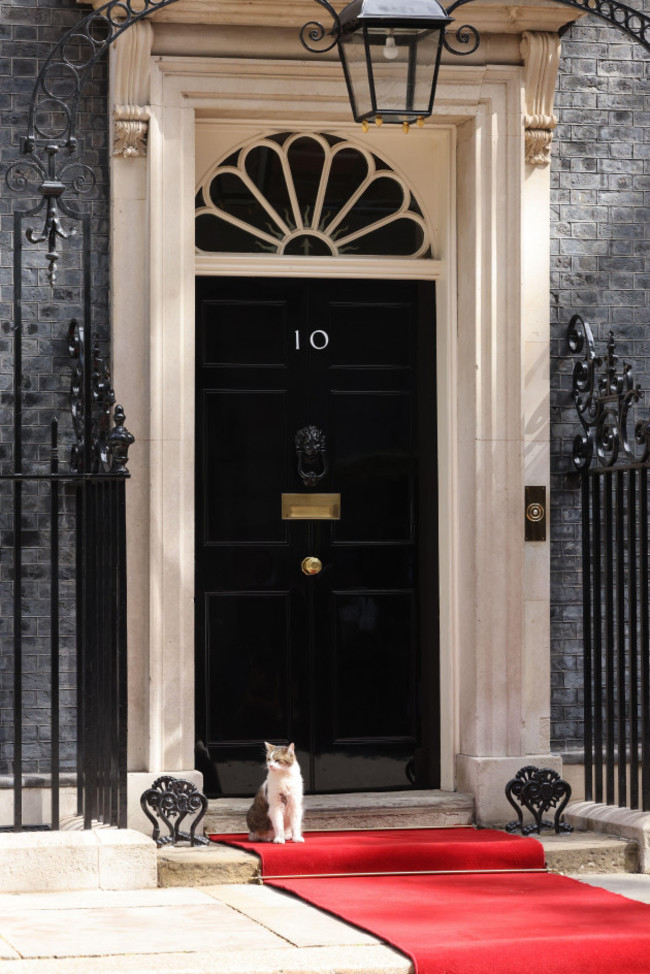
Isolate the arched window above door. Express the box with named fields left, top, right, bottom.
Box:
left=195, top=132, right=431, bottom=259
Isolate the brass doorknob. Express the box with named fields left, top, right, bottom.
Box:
left=301, top=556, right=322, bottom=576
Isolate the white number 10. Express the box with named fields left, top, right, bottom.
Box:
left=295, top=330, right=329, bottom=351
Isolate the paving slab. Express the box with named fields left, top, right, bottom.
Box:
left=204, top=882, right=382, bottom=947
left=0, top=944, right=411, bottom=974
left=0, top=883, right=411, bottom=974
left=0, top=887, right=222, bottom=911
left=0, top=901, right=285, bottom=958
left=571, top=873, right=650, bottom=904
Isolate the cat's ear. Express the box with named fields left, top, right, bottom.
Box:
left=288, top=742, right=295, bottom=753
left=264, top=741, right=273, bottom=753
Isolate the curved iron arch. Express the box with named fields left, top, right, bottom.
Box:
left=26, top=0, right=184, bottom=150
left=23, top=0, right=650, bottom=154
left=447, top=0, right=650, bottom=52
left=9, top=0, right=650, bottom=283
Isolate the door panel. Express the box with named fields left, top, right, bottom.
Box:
left=331, top=591, right=416, bottom=739
left=203, top=390, right=289, bottom=543
left=195, top=276, right=437, bottom=795
left=206, top=592, right=292, bottom=742
left=332, top=391, right=414, bottom=542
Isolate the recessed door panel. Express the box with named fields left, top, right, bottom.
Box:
left=331, top=591, right=417, bottom=741
left=327, top=303, right=414, bottom=369
left=331, top=391, right=415, bottom=543
left=195, top=276, right=438, bottom=795
left=206, top=592, right=292, bottom=743
left=202, top=390, right=288, bottom=544
left=201, top=300, right=288, bottom=367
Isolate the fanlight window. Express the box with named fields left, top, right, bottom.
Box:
left=195, top=133, right=431, bottom=258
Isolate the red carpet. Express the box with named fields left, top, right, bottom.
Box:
left=272, top=872, right=650, bottom=974
left=208, top=827, right=545, bottom=876
left=209, top=828, right=650, bottom=973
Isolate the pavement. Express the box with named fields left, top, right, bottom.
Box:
left=0, top=882, right=409, bottom=974
left=0, top=861, right=649, bottom=973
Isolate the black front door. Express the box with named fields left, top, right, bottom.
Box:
left=195, top=276, right=438, bottom=795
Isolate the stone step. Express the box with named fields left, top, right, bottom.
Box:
left=203, top=789, right=475, bottom=835
left=159, top=781, right=640, bottom=888
left=158, top=829, right=640, bottom=888
left=161, top=789, right=475, bottom=887
left=539, top=831, right=639, bottom=875
left=158, top=843, right=260, bottom=887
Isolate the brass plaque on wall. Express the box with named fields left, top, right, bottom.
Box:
left=282, top=493, right=341, bottom=520
left=525, top=485, right=546, bottom=542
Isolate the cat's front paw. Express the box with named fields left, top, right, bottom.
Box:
left=272, top=836, right=285, bottom=844
left=292, top=834, right=305, bottom=843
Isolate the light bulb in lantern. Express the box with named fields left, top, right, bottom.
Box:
left=383, top=30, right=399, bottom=60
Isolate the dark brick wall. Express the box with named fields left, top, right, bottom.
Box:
left=550, top=5, right=650, bottom=753
left=0, top=0, right=109, bottom=775
left=3, top=0, right=649, bottom=771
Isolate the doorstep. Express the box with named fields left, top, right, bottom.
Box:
left=158, top=789, right=639, bottom=886
left=161, top=789, right=474, bottom=887
left=203, top=789, right=475, bottom=834
left=158, top=832, right=639, bottom=888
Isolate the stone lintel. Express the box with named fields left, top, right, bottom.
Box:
left=79, top=0, right=584, bottom=35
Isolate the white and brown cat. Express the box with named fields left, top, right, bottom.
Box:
left=246, top=742, right=304, bottom=843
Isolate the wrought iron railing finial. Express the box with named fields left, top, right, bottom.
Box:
left=567, top=314, right=650, bottom=470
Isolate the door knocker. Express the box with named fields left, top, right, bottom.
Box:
left=295, top=425, right=328, bottom=487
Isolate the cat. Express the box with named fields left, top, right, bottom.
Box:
left=246, top=741, right=305, bottom=843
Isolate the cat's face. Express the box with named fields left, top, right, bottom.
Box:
left=264, top=741, right=296, bottom=771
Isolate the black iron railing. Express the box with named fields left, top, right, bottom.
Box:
left=568, top=314, right=650, bottom=811
left=1, top=444, right=129, bottom=830
left=2, top=185, right=133, bottom=830
left=76, top=474, right=129, bottom=829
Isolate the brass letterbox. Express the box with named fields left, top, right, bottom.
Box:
left=281, top=493, right=341, bottom=520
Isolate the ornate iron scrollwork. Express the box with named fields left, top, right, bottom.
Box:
left=8, top=0, right=650, bottom=279
left=442, top=23, right=480, bottom=55
left=6, top=145, right=96, bottom=286
left=505, top=766, right=573, bottom=835
left=567, top=314, right=650, bottom=471
left=448, top=0, right=650, bottom=54
left=299, top=0, right=342, bottom=53
left=298, top=1, right=480, bottom=58
left=140, top=776, right=209, bottom=847
left=7, top=0, right=186, bottom=285
left=295, top=426, right=328, bottom=487
left=69, top=318, right=134, bottom=474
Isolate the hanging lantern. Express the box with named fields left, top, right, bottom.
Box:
left=301, top=0, right=478, bottom=130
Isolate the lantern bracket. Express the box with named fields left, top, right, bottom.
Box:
left=300, top=0, right=343, bottom=53
left=442, top=23, right=480, bottom=55
left=447, top=0, right=650, bottom=55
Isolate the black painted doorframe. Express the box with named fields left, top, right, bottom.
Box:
left=194, top=275, right=440, bottom=795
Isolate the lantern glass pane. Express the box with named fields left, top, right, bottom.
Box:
left=340, top=27, right=442, bottom=122
left=339, top=32, right=374, bottom=120
left=366, top=27, right=440, bottom=117
left=411, top=29, right=441, bottom=113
